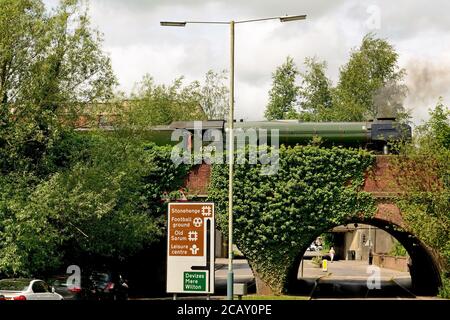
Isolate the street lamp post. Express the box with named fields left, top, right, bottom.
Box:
left=227, top=20, right=235, bottom=301
left=161, top=14, right=306, bottom=300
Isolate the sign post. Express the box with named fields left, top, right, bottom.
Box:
left=167, top=203, right=215, bottom=295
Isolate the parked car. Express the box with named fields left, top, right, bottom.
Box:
left=0, top=294, right=5, bottom=301
left=88, top=271, right=129, bottom=301
left=308, top=243, right=323, bottom=252
left=0, top=279, right=63, bottom=300
left=47, top=275, right=88, bottom=301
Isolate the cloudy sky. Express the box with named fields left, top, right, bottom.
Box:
left=45, top=0, right=450, bottom=124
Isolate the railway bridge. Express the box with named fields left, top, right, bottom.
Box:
left=183, top=156, right=443, bottom=296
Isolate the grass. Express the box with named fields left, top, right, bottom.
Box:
left=241, top=295, right=309, bottom=300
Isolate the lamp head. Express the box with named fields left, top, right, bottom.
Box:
left=160, top=21, right=187, bottom=27
left=279, top=15, right=307, bottom=22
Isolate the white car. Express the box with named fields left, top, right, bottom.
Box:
left=0, top=279, right=63, bottom=300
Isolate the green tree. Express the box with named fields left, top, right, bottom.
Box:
left=427, top=100, right=450, bottom=149
left=269, top=35, right=407, bottom=122
left=264, top=57, right=299, bottom=120
left=0, top=134, right=191, bottom=276
left=126, top=75, right=206, bottom=128
left=199, top=70, right=229, bottom=120
left=0, top=0, right=116, bottom=173
left=393, top=99, right=450, bottom=297
left=333, top=34, right=405, bottom=121
left=297, top=57, right=333, bottom=121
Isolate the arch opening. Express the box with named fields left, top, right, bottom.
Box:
left=286, top=218, right=441, bottom=297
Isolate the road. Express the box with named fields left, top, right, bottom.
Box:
left=299, top=260, right=416, bottom=299
left=214, top=258, right=255, bottom=295
left=138, top=258, right=437, bottom=300
left=215, top=258, right=419, bottom=299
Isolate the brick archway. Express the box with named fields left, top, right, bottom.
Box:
left=184, top=156, right=444, bottom=295
left=279, top=201, right=442, bottom=296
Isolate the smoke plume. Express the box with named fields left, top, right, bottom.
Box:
left=405, top=59, right=450, bottom=109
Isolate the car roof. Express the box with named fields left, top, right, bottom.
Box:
left=0, top=278, right=46, bottom=284
left=0, top=278, right=34, bottom=282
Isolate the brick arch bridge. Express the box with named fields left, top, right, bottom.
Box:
left=183, top=156, right=443, bottom=296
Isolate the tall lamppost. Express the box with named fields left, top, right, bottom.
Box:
left=161, top=14, right=306, bottom=300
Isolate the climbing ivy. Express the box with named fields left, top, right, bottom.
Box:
left=208, top=145, right=376, bottom=293
left=390, top=102, right=450, bottom=298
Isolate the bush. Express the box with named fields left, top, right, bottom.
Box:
left=438, top=275, right=450, bottom=299
left=0, top=132, right=190, bottom=276
left=392, top=101, right=450, bottom=295
left=389, top=240, right=409, bottom=257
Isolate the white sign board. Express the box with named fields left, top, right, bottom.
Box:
left=166, top=202, right=215, bottom=294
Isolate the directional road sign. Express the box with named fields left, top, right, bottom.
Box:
left=166, top=202, right=215, bottom=294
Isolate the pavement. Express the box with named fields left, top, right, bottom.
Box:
left=298, top=259, right=410, bottom=281
left=214, top=258, right=255, bottom=294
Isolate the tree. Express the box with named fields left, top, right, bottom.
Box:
left=126, top=69, right=229, bottom=128
left=427, top=100, right=450, bottom=149
left=0, top=0, right=116, bottom=173
left=264, top=57, right=299, bottom=120
left=266, top=35, right=407, bottom=122
left=333, top=34, right=406, bottom=121
left=199, top=70, right=229, bottom=120
left=297, top=57, right=333, bottom=121
left=393, top=100, right=450, bottom=297
left=0, top=134, right=191, bottom=276
left=126, top=75, right=206, bottom=128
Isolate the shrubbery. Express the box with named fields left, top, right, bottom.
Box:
left=0, top=132, right=190, bottom=276
left=392, top=100, right=450, bottom=298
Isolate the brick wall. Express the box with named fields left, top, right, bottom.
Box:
left=184, top=164, right=211, bottom=196
left=373, top=254, right=409, bottom=272
left=363, top=155, right=402, bottom=197
left=186, top=156, right=403, bottom=197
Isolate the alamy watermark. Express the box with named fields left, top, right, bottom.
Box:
left=170, top=121, right=280, bottom=175
left=66, top=265, right=81, bottom=290
left=366, top=265, right=381, bottom=290
left=365, top=4, right=381, bottom=30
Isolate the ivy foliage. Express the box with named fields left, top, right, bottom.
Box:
left=392, top=100, right=450, bottom=298
left=209, top=145, right=376, bottom=293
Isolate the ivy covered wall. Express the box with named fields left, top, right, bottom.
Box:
left=208, top=145, right=376, bottom=293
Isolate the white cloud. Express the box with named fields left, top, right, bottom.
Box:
left=43, top=0, right=450, bottom=123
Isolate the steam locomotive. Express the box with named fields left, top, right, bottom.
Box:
left=147, top=117, right=411, bottom=153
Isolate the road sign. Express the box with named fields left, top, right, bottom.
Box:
left=183, top=272, right=207, bottom=291
left=166, top=202, right=215, bottom=294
